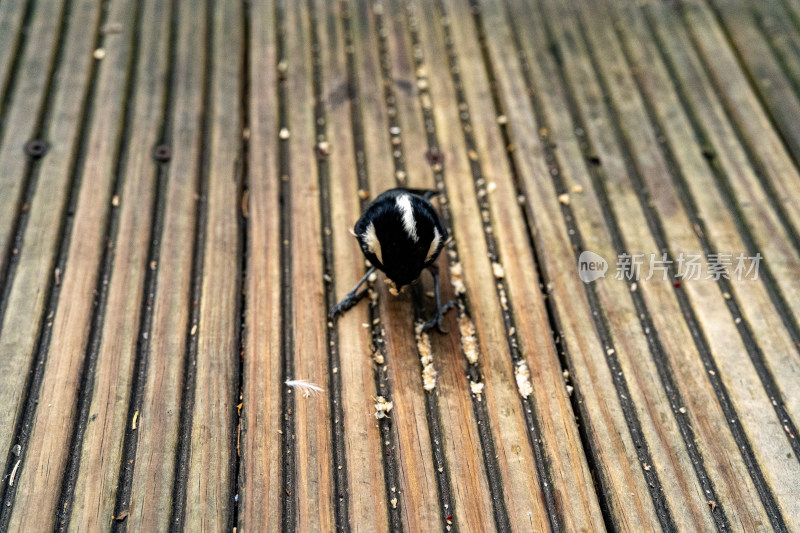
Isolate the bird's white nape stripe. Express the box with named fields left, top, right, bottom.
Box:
left=396, top=195, right=419, bottom=242
left=363, top=222, right=383, bottom=264
left=425, top=227, right=441, bottom=262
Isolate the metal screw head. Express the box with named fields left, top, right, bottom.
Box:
left=24, top=140, right=50, bottom=159
left=153, top=144, right=172, bottom=162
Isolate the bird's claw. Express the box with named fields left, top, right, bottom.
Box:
left=421, top=299, right=457, bottom=334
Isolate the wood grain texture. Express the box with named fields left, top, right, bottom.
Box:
left=2, top=1, right=800, bottom=530
left=238, top=0, right=282, bottom=528
left=183, top=0, right=241, bottom=529
left=0, top=0, right=72, bottom=466
left=67, top=0, right=170, bottom=528
left=321, top=1, right=387, bottom=530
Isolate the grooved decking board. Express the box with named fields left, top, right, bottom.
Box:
left=1, top=0, right=799, bottom=531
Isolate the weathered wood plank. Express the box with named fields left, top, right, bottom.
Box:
left=611, top=0, right=800, bottom=460
left=67, top=0, right=169, bottom=528
left=466, top=0, right=718, bottom=529
left=385, top=2, right=499, bottom=531
left=0, top=0, right=29, bottom=110
left=679, top=0, right=800, bottom=239
left=552, top=0, right=800, bottom=526
left=123, top=0, right=205, bottom=529
left=283, top=1, right=336, bottom=530
left=320, top=1, right=387, bottom=530
left=0, top=0, right=101, bottom=510
left=522, top=0, right=774, bottom=529
left=183, top=0, right=242, bottom=528
left=0, top=0, right=64, bottom=267
left=707, top=0, right=800, bottom=170
left=349, top=1, right=441, bottom=529
left=3, top=0, right=135, bottom=529
left=238, top=0, right=283, bottom=527
left=0, top=0, right=70, bottom=465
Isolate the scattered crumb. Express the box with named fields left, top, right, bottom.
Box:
left=375, top=396, right=394, bottom=419
left=101, top=22, right=123, bottom=34
left=487, top=181, right=497, bottom=193
left=358, top=188, right=370, bottom=200
left=190, top=324, right=197, bottom=336
left=373, top=351, right=385, bottom=365
left=566, top=385, right=574, bottom=396
left=112, top=194, right=120, bottom=206
left=606, top=348, right=615, bottom=355
left=678, top=407, right=687, bottom=414
left=368, top=271, right=378, bottom=283
left=449, top=262, right=466, bottom=295
left=459, top=315, right=480, bottom=365
left=563, top=369, right=570, bottom=379
left=571, top=184, right=583, bottom=193
left=395, top=170, right=407, bottom=181
left=558, top=193, right=570, bottom=205
left=285, top=379, right=324, bottom=398
left=93, top=48, right=106, bottom=60
left=316, top=141, right=330, bottom=155
left=279, top=127, right=290, bottom=140
left=723, top=292, right=731, bottom=300
left=496, top=115, right=507, bottom=125
left=515, top=360, right=533, bottom=399
left=708, top=500, right=716, bottom=511
left=417, top=78, right=428, bottom=90
left=643, top=462, right=651, bottom=471
left=492, top=262, right=505, bottom=279
left=415, top=321, right=437, bottom=391
left=390, top=497, right=398, bottom=508
left=468, top=150, right=478, bottom=161
left=630, top=282, right=637, bottom=292
left=132, top=410, right=139, bottom=430
left=539, top=127, right=548, bottom=137
left=470, top=381, right=484, bottom=400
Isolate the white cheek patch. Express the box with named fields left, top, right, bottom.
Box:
left=363, top=222, right=383, bottom=265
left=395, top=194, right=419, bottom=242
left=425, top=227, right=441, bottom=262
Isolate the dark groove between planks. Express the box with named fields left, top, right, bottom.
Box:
left=231, top=0, right=251, bottom=528
left=0, top=0, right=72, bottom=351
left=531, top=0, right=733, bottom=530
left=401, top=2, right=518, bottom=531
left=428, top=1, right=570, bottom=530
left=111, top=0, right=180, bottom=528
left=606, top=0, right=800, bottom=466
left=307, top=1, right=351, bottom=530
left=0, top=0, right=105, bottom=526
left=371, top=4, right=457, bottom=530
left=677, top=2, right=800, bottom=262
left=55, top=0, right=144, bottom=528
left=339, top=2, right=403, bottom=530
left=566, top=2, right=788, bottom=530
left=276, top=0, right=297, bottom=530
left=168, top=0, right=213, bottom=530
left=0, top=0, right=36, bottom=143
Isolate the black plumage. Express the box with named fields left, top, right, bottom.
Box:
left=330, top=187, right=455, bottom=333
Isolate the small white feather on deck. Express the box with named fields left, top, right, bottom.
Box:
left=396, top=194, right=418, bottom=242
left=285, top=379, right=324, bottom=398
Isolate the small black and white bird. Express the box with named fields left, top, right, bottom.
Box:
left=330, top=188, right=456, bottom=333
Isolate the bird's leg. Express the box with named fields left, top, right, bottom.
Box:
left=330, top=266, right=377, bottom=320
left=422, top=265, right=457, bottom=334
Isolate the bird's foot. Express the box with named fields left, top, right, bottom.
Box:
left=421, top=299, right=457, bottom=334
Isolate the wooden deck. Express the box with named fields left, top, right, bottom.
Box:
left=1, top=0, right=800, bottom=531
